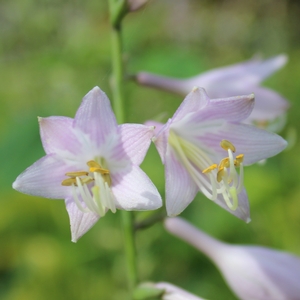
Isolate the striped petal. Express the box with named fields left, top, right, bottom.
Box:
left=74, top=86, right=118, bottom=147
left=39, top=116, right=82, bottom=155
left=12, top=154, right=72, bottom=199
left=165, top=150, right=198, bottom=217
left=112, top=165, right=162, bottom=211
left=65, top=197, right=99, bottom=242
left=119, top=123, right=154, bottom=165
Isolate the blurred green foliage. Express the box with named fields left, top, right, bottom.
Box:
left=1, top=0, right=300, bottom=299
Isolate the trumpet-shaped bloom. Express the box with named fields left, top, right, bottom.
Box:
left=13, top=86, right=162, bottom=242
left=155, top=282, right=206, bottom=300
left=149, top=87, right=286, bottom=220
left=165, top=217, right=300, bottom=300
left=137, top=55, right=289, bottom=131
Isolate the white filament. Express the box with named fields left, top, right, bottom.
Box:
left=169, top=129, right=244, bottom=211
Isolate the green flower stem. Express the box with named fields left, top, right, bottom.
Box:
left=110, top=24, right=125, bottom=123
left=134, top=210, right=166, bottom=231
left=120, top=211, right=138, bottom=293
left=108, top=0, right=138, bottom=294
left=109, top=0, right=128, bottom=29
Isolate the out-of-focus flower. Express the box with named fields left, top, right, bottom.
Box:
left=127, top=0, right=148, bottom=11
left=13, top=87, right=162, bottom=242
left=165, top=217, right=300, bottom=300
left=137, top=55, right=289, bottom=131
left=147, top=87, right=286, bottom=221
left=155, top=282, right=206, bottom=300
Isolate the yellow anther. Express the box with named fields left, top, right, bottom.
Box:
left=80, top=176, right=94, bottom=185
left=234, top=154, right=244, bottom=167
left=87, top=160, right=101, bottom=168
left=220, top=140, right=236, bottom=153
left=65, top=171, right=88, bottom=177
left=217, top=168, right=225, bottom=183
left=218, top=157, right=230, bottom=170
left=61, top=178, right=77, bottom=186
left=91, top=167, right=110, bottom=174
left=202, top=164, right=218, bottom=174
left=87, top=160, right=110, bottom=174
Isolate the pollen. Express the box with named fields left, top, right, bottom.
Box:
left=61, top=178, right=77, bottom=186
left=218, top=157, right=230, bottom=169
left=202, top=164, right=218, bottom=174
left=65, top=171, right=88, bottom=177
left=217, top=168, right=225, bottom=183
left=234, top=154, right=244, bottom=167
left=87, top=160, right=110, bottom=175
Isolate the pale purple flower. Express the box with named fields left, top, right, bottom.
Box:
left=137, top=55, right=289, bottom=131
left=127, top=0, right=148, bottom=11
left=155, top=282, right=206, bottom=300
left=165, top=217, right=300, bottom=300
left=148, top=87, right=286, bottom=220
left=13, top=86, right=162, bottom=242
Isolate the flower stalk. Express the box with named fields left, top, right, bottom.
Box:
left=108, top=0, right=138, bottom=294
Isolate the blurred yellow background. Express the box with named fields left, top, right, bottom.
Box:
left=1, top=0, right=300, bottom=299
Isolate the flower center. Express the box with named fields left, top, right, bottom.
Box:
left=168, top=129, right=244, bottom=211
left=61, top=159, right=116, bottom=217
left=202, top=140, right=244, bottom=211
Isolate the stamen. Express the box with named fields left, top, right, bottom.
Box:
left=62, top=178, right=77, bottom=186
left=218, top=157, right=230, bottom=169
left=61, top=158, right=114, bottom=216
left=234, top=154, right=244, bottom=167
left=202, top=164, right=218, bottom=174
left=87, top=160, right=110, bottom=174
left=80, top=176, right=94, bottom=185
left=220, top=140, right=236, bottom=152
left=217, top=168, right=225, bottom=183
left=65, top=171, right=88, bottom=177
left=92, top=185, right=106, bottom=217
left=71, top=183, right=90, bottom=213
left=169, top=129, right=244, bottom=212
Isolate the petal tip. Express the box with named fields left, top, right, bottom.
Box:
left=12, top=179, right=19, bottom=190
left=248, top=93, right=255, bottom=101
left=86, top=86, right=104, bottom=99
left=92, top=86, right=101, bottom=92
left=167, top=211, right=180, bottom=218
left=71, top=236, right=78, bottom=243
left=275, top=53, right=288, bottom=67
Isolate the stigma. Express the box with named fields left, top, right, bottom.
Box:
left=61, top=160, right=116, bottom=217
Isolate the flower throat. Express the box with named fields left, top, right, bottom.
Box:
left=168, top=129, right=244, bottom=211
left=61, top=159, right=116, bottom=216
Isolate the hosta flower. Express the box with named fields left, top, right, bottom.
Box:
left=148, top=87, right=286, bottom=220
left=165, top=217, right=300, bottom=300
left=13, top=87, right=162, bottom=242
left=137, top=55, right=289, bottom=131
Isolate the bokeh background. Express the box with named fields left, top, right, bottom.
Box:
left=1, top=0, right=300, bottom=299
